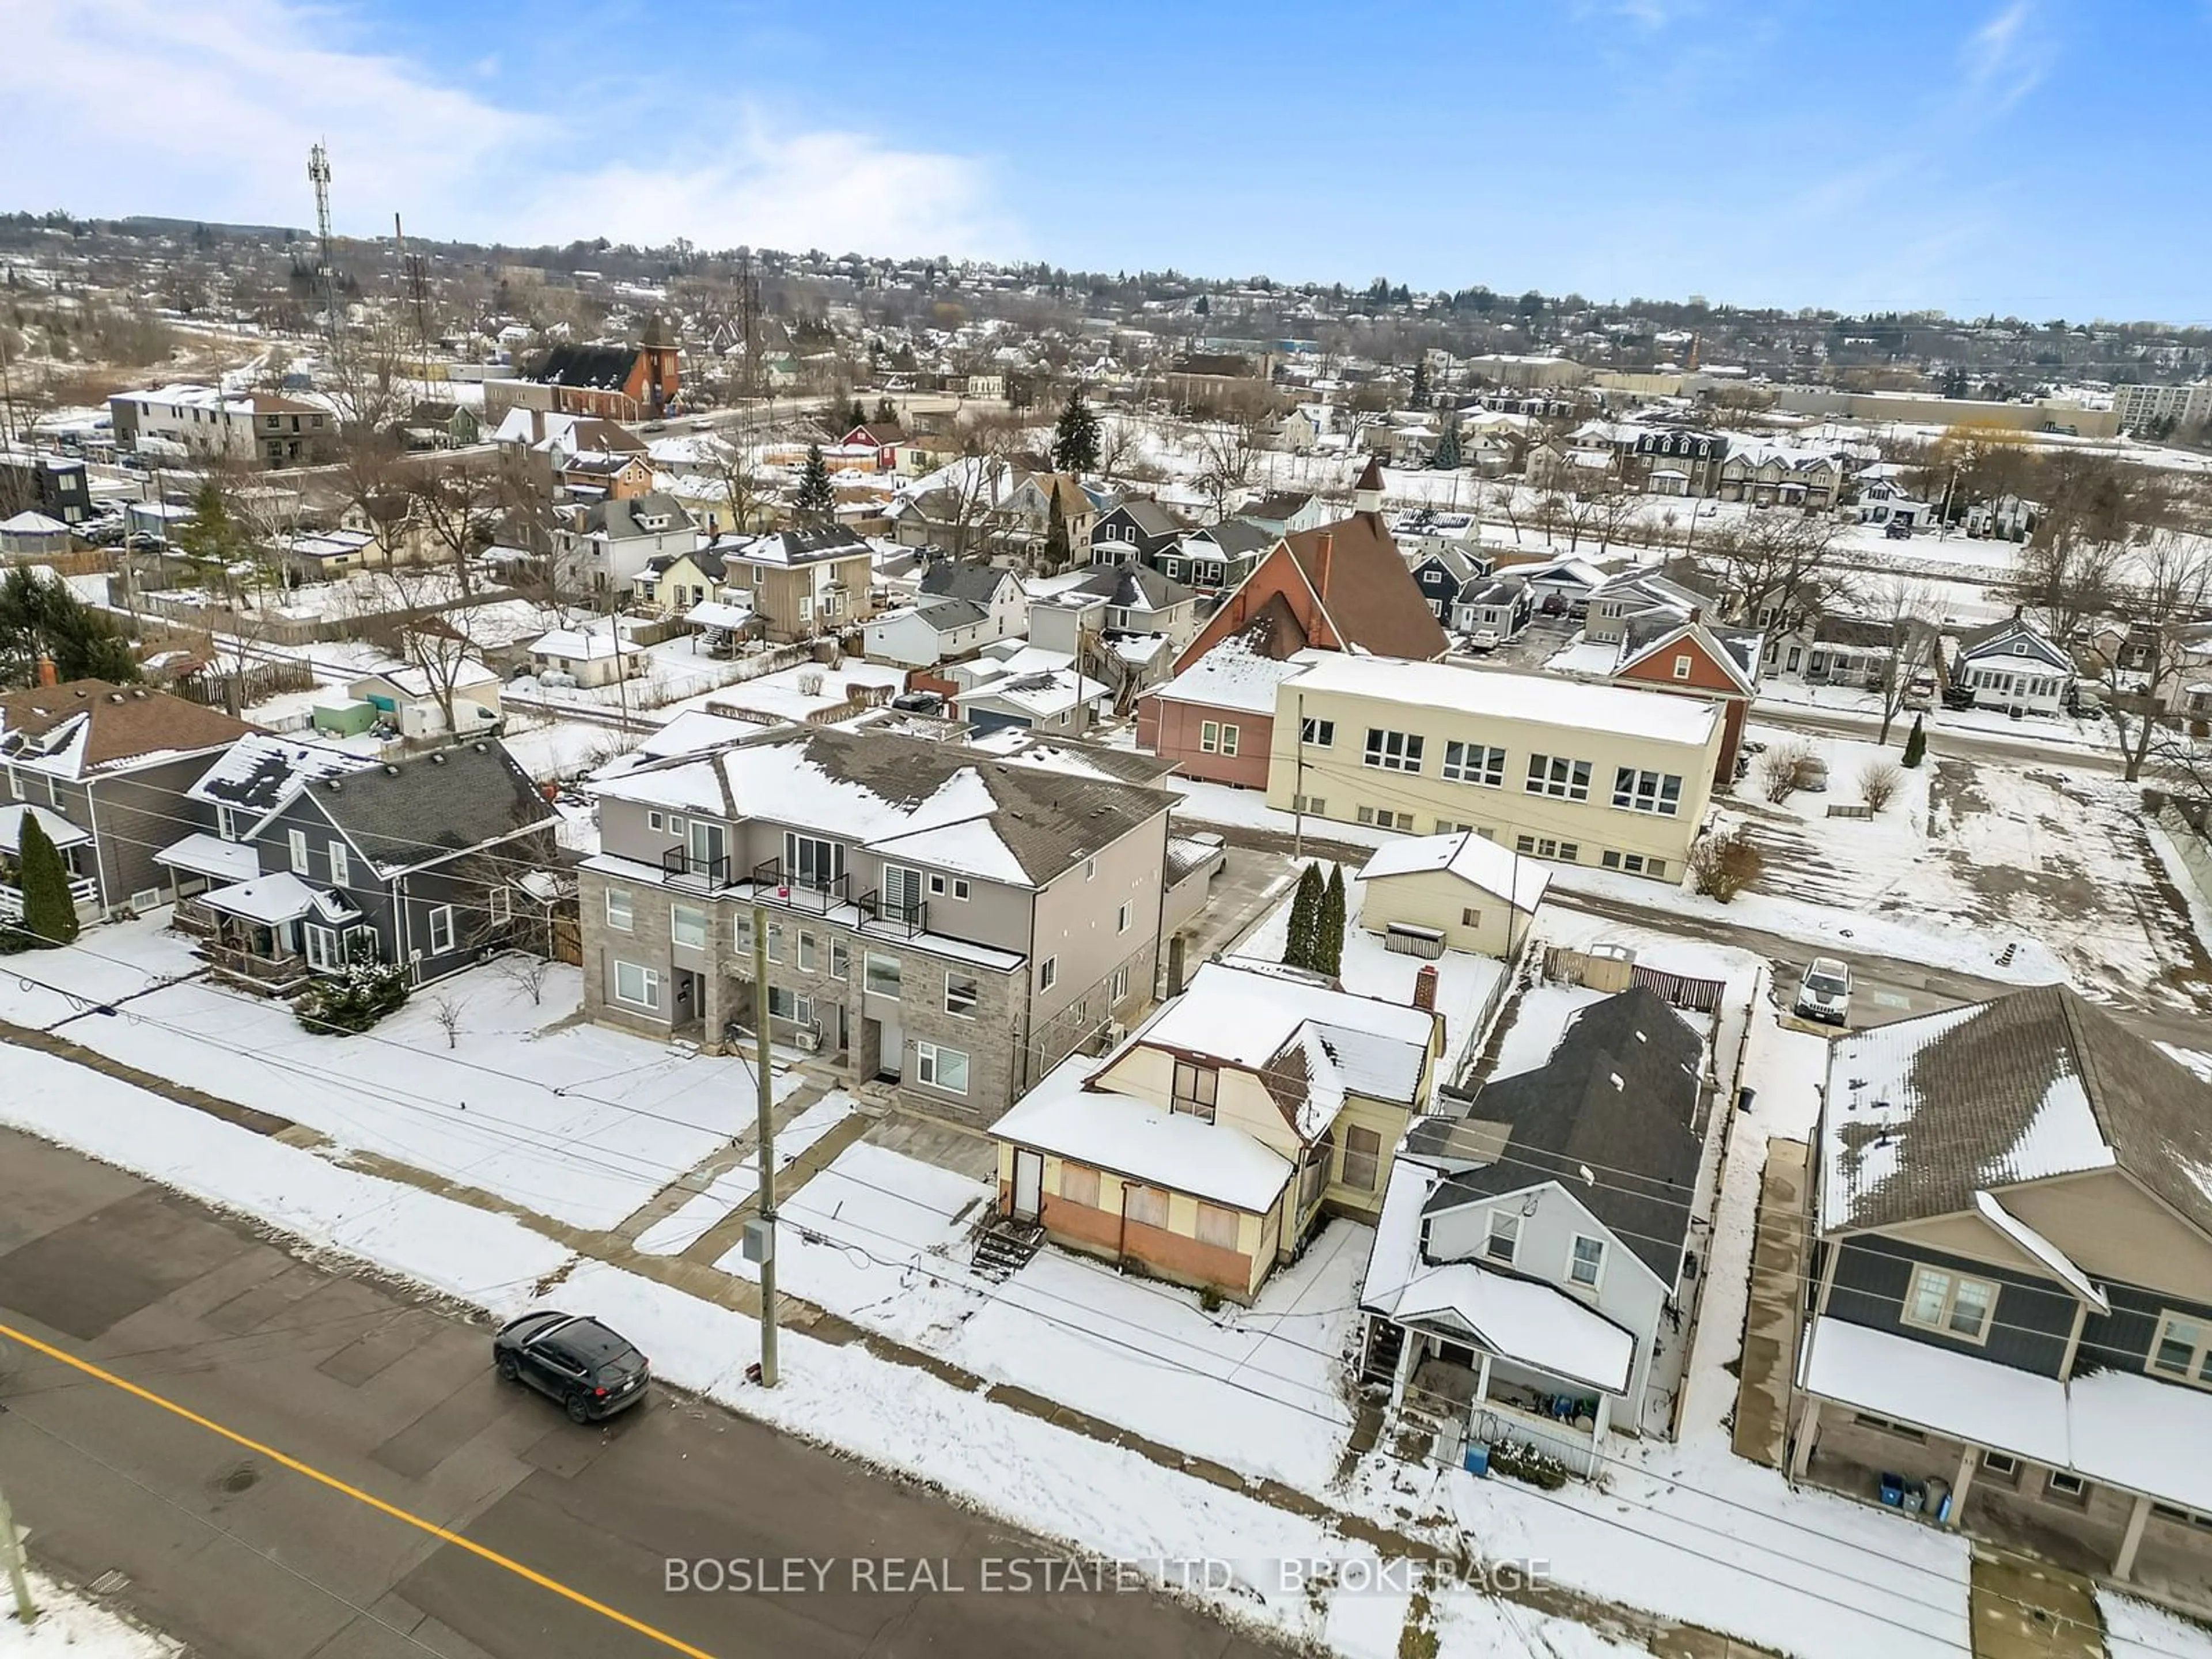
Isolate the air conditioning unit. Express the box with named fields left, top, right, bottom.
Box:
left=792, top=1027, right=822, bottom=1053
left=1103, top=1021, right=1127, bottom=1046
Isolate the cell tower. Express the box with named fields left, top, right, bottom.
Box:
left=308, top=142, right=341, bottom=363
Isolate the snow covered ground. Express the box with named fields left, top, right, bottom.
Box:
left=2101, top=1589, right=2212, bottom=1658
left=634, top=1092, right=861, bottom=1256
left=0, top=922, right=804, bottom=1233
left=3, top=1573, right=180, bottom=1657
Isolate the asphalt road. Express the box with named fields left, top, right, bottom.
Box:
left=0, top=1128, right=1278, bottom=1659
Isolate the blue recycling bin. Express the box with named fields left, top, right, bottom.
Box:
left=1463, top=1441, right=1491, bottom=1478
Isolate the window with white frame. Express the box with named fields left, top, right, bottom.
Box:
left=328, top=840, right=351, bottom=885
left=1486, top=1211, right=1519, bottom=1264
left=916, top=1041, right=969, bottom=1094
left=945, top=971, right=978, bottom=1017
left=1037, top=957, right=1058, bottom=991
left=830, top=938, right=850, bottom=980
left=304, top=923, right=341, bottom=972
left=1356, top=806, right=1414, bottom=831
left=1441, top=741, right=1506, bottom=786
left=1569, top=1234, right=1607, bottom=1288
left=1526, top=753, right=1592, bottom=800
left=1199, top=720, right=1240, bottom=756
left=1514, top=835, right=1579, bottom=862
left=1612, top=767, right=1683, bottom=815
left=1902, top=1264, right=1997, bottom=1342
left=216, top=804, right=240, bottom=841
left=766, top=985, right=812, bottom=1026
left=1672, top=654, right=1694, bottom=680
left=287, top=829, right=309, bottom=874
left=1293, top=794, right=1327, bottom=815
left=1300, top=717, right=1335, bottom=747
left=613, top=961, right=660, bottom=1009
left=605, top=888, right=634, bottom=931
left=765, top=921, right=783, bottom=963
left=427, top=906, right=455, bottom=955
left=2150, top=1312, right=2212, bottom=1387
left=864, top=951, right=901, bottom=997
left=1116, top=900, right=1131, bottom=934
left=488, top=885, right=512, bottom=924
left=797, top=930, right=817, bottom=972
left=1109, top=963, right=1130, bottom=1001
left=671, top=903, right=708, bottom=949
left=1364, top=728, right=1424, bottom=771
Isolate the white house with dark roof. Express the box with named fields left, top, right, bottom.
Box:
left=1950, top=612, right=2074, bottom=715
left=1358, top=984, right=1711, bottom=1476
left=1793, top=985, right=2212, bottom=1611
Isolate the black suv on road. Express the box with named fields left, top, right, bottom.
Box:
left=492, top=1311, right=651, bottom=1422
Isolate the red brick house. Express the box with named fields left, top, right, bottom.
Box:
left=1608, top=616, right=1760, bottom=785
left=1135, top=631, right=1308, bottom=789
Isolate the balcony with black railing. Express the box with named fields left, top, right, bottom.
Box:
left=660, top=845, right=731, bottom=888
left=748, top=858, right=851, bottom=915
left=857, top=889, right=929, bottom=939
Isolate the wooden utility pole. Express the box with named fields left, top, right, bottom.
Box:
left=751, top=902, right=779, bottom=1387
left=0, top=1479, right=35, bottom=1625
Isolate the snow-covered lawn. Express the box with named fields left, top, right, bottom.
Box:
left=498, top=713, right=637, bottom=783
left=1737, top=726, right=2209, bottom=1011
left=0, top=922, right=803, bottom=1233
left=634, top=1092, right=862, bottom=1256
left=679, top=656, right=908, bottom=724
left=2100, top=1590, right=2212, bottom=1659
left=4, top=1572, right=181, bottom=1657
left=1227, top=859, right=1509, bottom=1081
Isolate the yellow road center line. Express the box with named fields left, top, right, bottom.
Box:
left=0, top=1319, right=717, bottom=1659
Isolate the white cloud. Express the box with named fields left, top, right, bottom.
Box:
left=3, top=0, right=1017, bottom=257
left=1961, top=0, right=2050, bottom=112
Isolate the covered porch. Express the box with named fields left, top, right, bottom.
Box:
left=0, top=803, right=101, bottom=926
left=156, top=830, right=262, bottom=925
left=190, top=870, right=366, bottom=996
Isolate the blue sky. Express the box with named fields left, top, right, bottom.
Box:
left=8, top=0, right=2207, bottom=321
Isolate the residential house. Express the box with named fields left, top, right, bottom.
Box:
left=722, top=526, right=880, bottom=642
left=0, top=453, right=92, bottom=525
left=491, top=408, right=651, bottom=499
left=1359, top=986, right=1710, bottom=1476
left=1501, top=555, right=1607, bottom=618
left=1631, top=427, right=1729, bottom=498
left=1407, top=544, right=1491, bottom=625
left=0, top=680, right=256, bottom=923
left=838, top=421, right=907, bottom=472
left=634, top=541, right=740, bottom=615
left=1354, top=829, right=1551, bottom=960
left=555, top=493, right=700, bottom=593
left=990, top=960, right=1445, bottom=1302
left=1950, top=612, right=2073, bottom=715
left=528, top=622, right=652, bottom=689
left=1605, top=615, right=1762, bottom=786
left=577, top=724, right=1180, bottom=1118
left=166, top=738, right=559, bottom=995
left=1716, top=442, right=1842, bottom=511
left=946, top=645, right=1111, bottom=738
left=399, top=400, right=482, bottom=450
left=155, top=733, right=376, bottom=909
left=1158, top=518, right=1275, bottom=591
left=1451, top=577, right=1534, bottom=643
left=1263, top=653, right=1722, bottom=880
left=1173, top=460, right=1450, bottom=674
left=1134, top=635, right=1312, bottom=791
left=1583, top=566, right=1729, bottom=647
left=1028, top=563, right=1200, bottom=690
left=1854, top=476, right=1935, bottom=532
left=1240, top=490, right=1332, bottom=538
left=863, top=559, right=1026, bottom=669
left=1088, top=498, right=1185, bottom=566
left=555, top=448, right=656, bottom=504
left=1002, top=471, right=1099, bottom=567
left=1762, top=613, right=1913, bottom=688
left=1791, top=987, right=2212, bottom=1608
left=109, top=385, right=337, bottom=467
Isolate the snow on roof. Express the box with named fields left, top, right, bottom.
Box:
left=185, top=732, right=377, bottom=815
left=1802, top=1316, right=2212, bottom=1515
left=866, top=816, right=1031, bottom=885
left=531, top=624, right=640, bottom=660
left=1360, top=1156, right=1435, bottom=1316
left=1139, top=961, right=1434, bottom=1103
left=990, top=1052, right=1294, bottom=1213
left=153, top=830, right=260, bottom=884
left=0, top=801, right=90, bottom=854
left=685, top=600, right=755, bottom=631
left=1145, top=635, right=1311, bottom=715
left=367, top=659, right=501, bottom=698
left=0, top=510, right=70, bottom=535
left=1358, top=828, right=1551, bottom=912
left=198, top=871, right=359, bottom=926
left=1283, top=654, right=1718, bottom=749
left=1384, top=1262, right=1635, bottom=1396
left=1971, top=1191, right=2107, bottom=1315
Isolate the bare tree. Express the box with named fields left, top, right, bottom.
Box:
left=493, top=950, right=555, bottom=1006
left=1868, top=578, right=1941, bottom=744
left=1858, top=760, right=1903, bottom=813
left=430, top=992, right=467, bottom=1050
left=1190, top=416, right=1261, bottom=520
left=404, top=460, right=501, bottom=597
left=1706, top=513, right=1849, bottom=633
left=2009, top=452, right=2160, bottom=652
left=2094, top=532, right=2212, bottom=783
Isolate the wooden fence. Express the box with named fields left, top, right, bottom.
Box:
left=1542, top=945, right=1726, bottom=1014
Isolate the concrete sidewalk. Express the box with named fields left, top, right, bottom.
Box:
left=1733, top=1135, right=1808, bottom=1470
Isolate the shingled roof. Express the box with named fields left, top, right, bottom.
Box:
left=308, top=740, right=557, bottom=877
left=1423, top=986, right=1709, bottom=1286
left=530, top=343, right=641, bottom=392
left=1820, top=984, right=2212, bottom=1238
left=0, top=681, right=255, bottom=778
left=1281, top=512, right=1452, bottom=661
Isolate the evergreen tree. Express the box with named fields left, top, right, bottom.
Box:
left=1431, top=423, right=1462, bottom=470
left=16, top=812, right=78, bottom=946
left=843, top=397, right=866, bottom=433
left=294, top=938, right=409, bottom=1035
left=793, top=444, right=836, bottom=525
left=1316, top=865, right=1347, bottom=978
left=1044, top=485, right=1070, bottom=571
left=873, top=396, right=897, bottom=427
left=1902, top=713, right=1927, bottom=768
left=1052, top=388, right=1101, bottom=475
left=1282, top=864, right=1324, bottom=971
left=0, top=565, right=139, bottom=689
left=1410, top=356, right=1430, bottom=408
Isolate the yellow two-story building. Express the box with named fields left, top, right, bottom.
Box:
left=1266, top=654, right=1724, bottom=883
left=989, top=960, right=1443, bottom=1302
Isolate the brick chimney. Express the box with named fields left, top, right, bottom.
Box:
left=1313, top=531, right=1334, bottom=599
left=1412, top=963, right=1438, bottom=1012
left=1688, top=605, right=1702, bottom=624
left=35, top=655, right=56, bottom=687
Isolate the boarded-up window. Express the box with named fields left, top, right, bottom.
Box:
left=1058, top=1164, right=1100, bottom=1208
left=1340, top=1126, right=1382, bottom=1191
left=1195, top=1202, right=1240, bottom=1251
left=1125, top=1185, right=1171, bottom=1229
